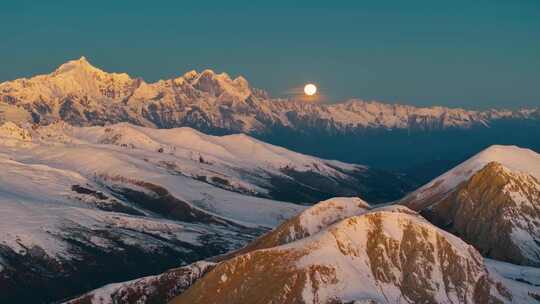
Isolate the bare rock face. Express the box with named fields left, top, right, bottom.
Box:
left=419, top=162, right=540, bottom=266
left=171, top=209, right=510, bottom=304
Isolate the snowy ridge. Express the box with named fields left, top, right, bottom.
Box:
left=62, top=122, right=361, bottom=176
left=171, top=205, right=536, bottom=304
left=217, top=197, right=371, bottom=259
left=295, top=197, right=370, bottom=237
left=0, top=57, right=537, bottom=133
left=29, top=122, right=410, bottom=204
left=402, top=145, right=540, bottom=210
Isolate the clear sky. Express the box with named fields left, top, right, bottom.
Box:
left=1, top=0, right=539, bottom=109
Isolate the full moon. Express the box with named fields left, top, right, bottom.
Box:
left=304, top=83, right=317, bottom=96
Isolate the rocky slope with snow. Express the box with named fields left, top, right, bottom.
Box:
left=217, top=197, right=371, bottom=260
left=402, top=145, right=540, bottom=267
left=171, top=204, right=538, bottom=304
left=65, top=261, right=216, bottom=304
left=0, top=121, right=405, bottom=303
left=62, top=197, right=540, bottom=304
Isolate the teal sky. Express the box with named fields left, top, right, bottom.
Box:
left=1, top=0, right=539, bottom=109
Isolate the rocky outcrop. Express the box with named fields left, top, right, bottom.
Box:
left=65, top=261, right=216, bottom=304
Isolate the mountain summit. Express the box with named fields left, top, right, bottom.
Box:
left=402, top=145, right=540, bottom=266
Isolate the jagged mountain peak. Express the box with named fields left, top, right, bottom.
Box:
left=0, top=58, right=537, bottom=134
left=50, top=56, right=132, bottom=82
left=53, top=56, right=95, bottom=73
left=402, top=147, right=540, bottom=267
left=67, top=198, right=540, bottom=304
left=179, top=69, right=251, bottom=99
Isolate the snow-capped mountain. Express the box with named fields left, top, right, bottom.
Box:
left=171, top=202, right=537, bottom=304
left=401, top=145, right=540, bottom=266
left=0, top=121, right=406, bottom=303
left=69, top=198, right=540, bottom=304
left=1, top=57, right=537, bottom=133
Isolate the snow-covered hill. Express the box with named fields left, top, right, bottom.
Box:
left=0, top=121, right=407, bottom=302
left=31, top=121, right=411, bottom=203
left=402, top=145, right=540, bottom=266
left=1, top=57, right=537, bottom=134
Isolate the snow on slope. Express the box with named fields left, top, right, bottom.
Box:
left=65, top=197, right=540, bottom=304
left=172, top=207, right=526, bottom=304
left=293, top=197, right=370, bottom=237
left=0, top=149, right=260, bottom=303
left=1, top=122, right=322, bottom=303
left=0, top=148, right=260, bottom=258
left=65, top=122, right=361, bottom=176
left=217, top=197, right=371, bottom=260
left=400, top=145, right=540, bottom=267
left=486, top=259, right=540, bottom=303
left=65, top=261, right=216, bottom=304
left=402, top=145, right=540, bottom=210
left=28, top=121, right=409, bottom=205
left=3, top=119, right=406, bottom=302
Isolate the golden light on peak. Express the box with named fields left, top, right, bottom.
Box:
left=304, top=83, right=317, bottom=96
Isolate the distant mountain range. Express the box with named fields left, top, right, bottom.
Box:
left=1, top=57, right=539, bottom=181
left=1, top=56, right=538, bottom=131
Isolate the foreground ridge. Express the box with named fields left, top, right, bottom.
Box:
left=63, top=198, right=540, bottom=304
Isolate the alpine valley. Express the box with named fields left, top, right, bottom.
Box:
left=0, top=58, right=539, bottom=304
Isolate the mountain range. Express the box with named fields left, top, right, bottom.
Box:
left=1, top=57, right=540, bottom=303
left=1, top=57, right=539, bottom=180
